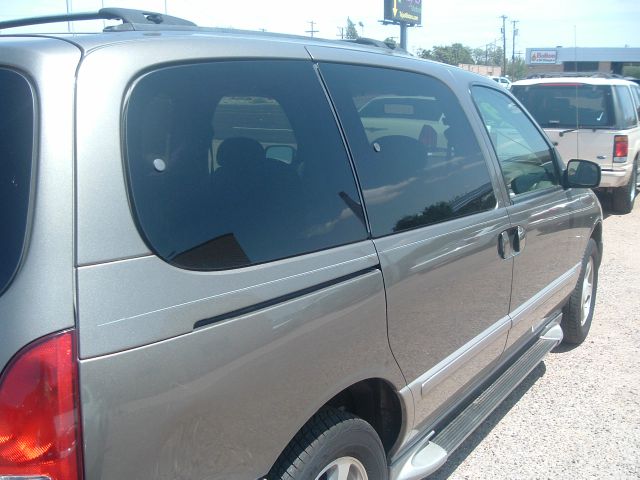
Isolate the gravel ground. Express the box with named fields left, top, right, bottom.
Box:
left=429, top=195, right=640, bottom=480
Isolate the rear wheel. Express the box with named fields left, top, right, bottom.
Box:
left=612, top=159, right=637, bottom=214
left=561, top=238, right=599, bottom=344
left=268, top=408, right=388, bottom=480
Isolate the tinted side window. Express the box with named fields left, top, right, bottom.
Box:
left=615, top=86, right=638, bottom=128
left=472, top=86, right=560, bottom=198
left=320, top=64, right=496, bottom=237
left=125, top=61, right=367, bottom=270
left=512, top=84, right=615, bottom=128
left=0, top=69, right=34, bottom=295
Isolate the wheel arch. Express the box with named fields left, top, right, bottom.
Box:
left=590, top=221, right=603, bottom=266
left=267, top=376, right=408, bottom=476
left=322, top=377, right=406, bottom=455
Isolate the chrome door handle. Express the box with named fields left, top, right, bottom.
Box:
left=498, top=230, right=512, bottom=259
left=515, top=226, right=526, bottom=253
left=499, top=226, right=526, bottom=259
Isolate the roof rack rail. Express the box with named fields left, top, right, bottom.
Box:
left=0, top=8, right=196, bottom=31
left=526, top=71, right=625, bottom=79
left=343, top=37, right=409, bottom=54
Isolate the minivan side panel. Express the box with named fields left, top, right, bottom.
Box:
left=467, top=84, right=602, bottom=350
left=503, top=188, right=581, bottom=347
left=75, top=37, right=408, bottom=479
left=314, top=53, right=515, bottom=434
left=80, top=267, right=405, bottom=480
left=0, top=37, right=80, bottom=370
left=76, top=244, right=382, bottom=358
left=376, top=210, right=512, bottom=430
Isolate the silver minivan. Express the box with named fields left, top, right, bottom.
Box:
left=0, top=9, right=603, bottom=480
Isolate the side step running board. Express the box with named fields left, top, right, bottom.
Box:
left=391, top=321, right=563, bottom=480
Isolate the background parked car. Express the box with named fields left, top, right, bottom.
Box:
left=490, top=76, right=512, bottom=89
left=512, top=75, right=640, bottom=213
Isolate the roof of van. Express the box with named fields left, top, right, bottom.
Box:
left=0, top=8, right=411, bottom=56
left=1, top=28, right=417, bottom=60
left=0, top=9, right=501, bottom=89
left=0, top=28, right=482, bottom=78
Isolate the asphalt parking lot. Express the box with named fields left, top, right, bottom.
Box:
left=430, top=195, right=640, bottom=479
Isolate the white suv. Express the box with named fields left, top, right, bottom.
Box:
left=490, top=75, right=512, bottom=89
left=512, top=76, right=640, bottom=213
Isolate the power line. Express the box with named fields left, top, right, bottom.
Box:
left=306, top=20, right=318, bottom=37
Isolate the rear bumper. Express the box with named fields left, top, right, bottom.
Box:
left=598, top=164, right=633, bottom=188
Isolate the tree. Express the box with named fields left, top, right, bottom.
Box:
left=423, top=43, right=473, bottom=66
left=345, top=17, right=358, bottom=39
left=472, top=47, right=486, bottom=65
left=417, top=48, right=434, bottom=60
left=507, top=57, right=527, bottom=80
left=470, top=45, right=503, bottom=66
left=623, top=66, right=640, bottom=78
left=488, top=46, right=504, bottom=67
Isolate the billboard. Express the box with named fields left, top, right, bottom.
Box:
left=384, top=0, right=422, bottom=25
left=530, top=50, right=558, bottom=64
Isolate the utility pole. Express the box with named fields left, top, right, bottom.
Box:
left=500, top=15, right=507, bottom=76
left=66, top=0, right=73, bottom=33
left=337, top=27, right=344, bottom=39
left=306, top=21, right=318, bottom=37
left=512, top=20, right=519, bottom=63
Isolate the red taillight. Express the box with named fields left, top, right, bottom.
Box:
left=614, top=135, right=628, bottom=159
left=0, top=330, right=83, bottom=480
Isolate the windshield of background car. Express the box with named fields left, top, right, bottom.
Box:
left=0, top=69, right=34, bottom=295
left=511, top=83, right=615, bottom=129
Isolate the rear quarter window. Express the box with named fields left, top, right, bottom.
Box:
left=124, top=60, right=367, bottom=270
left=0, top=69, right=34, bottom=295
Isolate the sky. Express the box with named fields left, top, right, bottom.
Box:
left=1, top=0, right=639, bottom=55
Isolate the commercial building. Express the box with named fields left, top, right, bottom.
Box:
left=525, top=47, right=640, bottom=76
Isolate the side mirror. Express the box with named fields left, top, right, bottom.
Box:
left=564, top=159, right=601, bottom=188
left=266, top=145, right=295, bottom=164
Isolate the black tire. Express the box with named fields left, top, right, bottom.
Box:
left=612, top=159, right=637, bottom=214
left=561, top=238, right=599, bottom=345
left=268, top=408, right=388, bottom=480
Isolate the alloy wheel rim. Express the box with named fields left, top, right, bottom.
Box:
left=581, top=257, right=594, bottom=326
left=315, top=456, right=368, bottom=480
